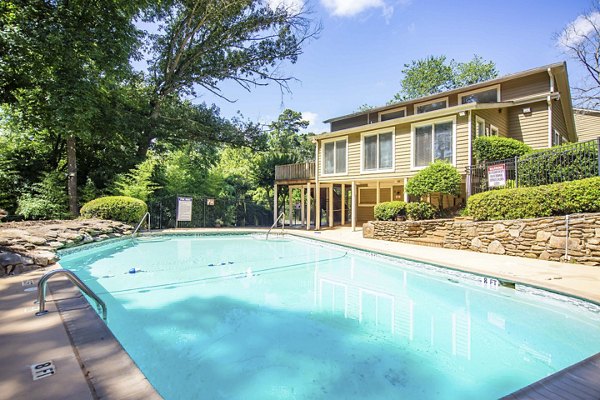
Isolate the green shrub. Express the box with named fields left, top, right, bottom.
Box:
left=17, top=195, right=70, bottom=220
left=473, top=136, right=531, bottom=163
left=406, top=202, right=436, bottom=220
left=406, top=161, right=461, bottom=198
left=517, top=141, right=599, bottom=187
left=80, top=196, right=147, bottom=223
left=374, top=201, right=406, bottom=221
left=465, top=177, right=600, bottom=221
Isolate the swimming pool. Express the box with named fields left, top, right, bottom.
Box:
left=59, top=234, right=600, bottom=399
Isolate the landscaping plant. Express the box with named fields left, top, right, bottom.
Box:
left=80, top=196, right=148, bottom=224
left=374, top=201, right=407, bottom=221
left=473, top=136, right=531, bottom=163
left=406, top=202, right=436, bottom=220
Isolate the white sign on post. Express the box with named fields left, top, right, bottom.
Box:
left=487, top=164, right=506, bottom=188
left=176, top=197, right=193, bottom=223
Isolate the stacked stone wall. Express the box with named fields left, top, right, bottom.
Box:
left=363, top=213, right=600, bottom=266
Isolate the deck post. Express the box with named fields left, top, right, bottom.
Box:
left=328, top=185, right=334, bottom=228
left=315, top=140, right=320, bottom=230
left=301, top=187, right=305, bottom=226
left=306, top=182, right=311, bottom=230
left=404, top=177, right=409, bottom=202
left=351, top=181, right=357, bottom=231
left=341, top=183, right=346, bottom=225
left=288, top=186, right=293, bottom=226
left=273, top=183, right=278, bottom=224
left=376, top=180, right=380, bottom=205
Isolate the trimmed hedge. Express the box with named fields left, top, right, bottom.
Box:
left=374, top=201, right=406, bottom=221
left=473, top=136, right=531, bottom=163
left=465, top=177, right=600, bottom=221
left=406, top=202, right=436, bottom=220
left=406, top=161, right=461, bottom=197
left=80, top=196, right=147, bottom=224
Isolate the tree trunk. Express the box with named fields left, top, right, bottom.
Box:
left=137, top=98, right=162, bottom=158
left=67, top=135, right=78, bottom=217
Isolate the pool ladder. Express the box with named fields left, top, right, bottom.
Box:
left=35, top=269, right=107, bottom=321
left=266, top=212, right=286, bottom=240
left=131, top=212, right=151, bottom=238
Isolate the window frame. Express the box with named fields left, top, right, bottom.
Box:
left=489, top=124, right=499, bottom=136
left=360, top=127, right=396, bottom=174
left=358, top=187, right=377, bottom=206
left=378, top=106, right=407, bottom=122
left=458, top=84, right=501, bottom=104
left=410, top=116, right=457, bottom=170
left=321, top=136, right=348, bottom=176
left=414, top=97, right=448, bottom=114
left=475, top=116, right=486, bottom=137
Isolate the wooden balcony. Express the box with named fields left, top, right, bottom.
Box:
left=275, top=162, right=315, bottom=183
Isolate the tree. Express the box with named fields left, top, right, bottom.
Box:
left=405, top=161, right=461, bottom=208
left=390, top=55, right=498, bottom=102
left=557, top=7, right=600, bottom=108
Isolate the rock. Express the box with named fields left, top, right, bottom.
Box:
left=32, top=251, right=58, bottom=266
left=549, top=236, right=581, bottom=250
left=493, top=224, right=506, bottom=233
left=58, top=231, right=83, bottom=241
left=508, top=229, right=520, bottom=238
left=539, top=251, right=551, bottom=261
left=82, top=233, right=93, bottom=243
left=363, top=223, right=375, bottom=238
left=596, top=228, right=600, bottom=238
left=23, top=235, right=47, bottom=245
left=536, top=231, right=552, bottom=242
left=48, top=241, right=65, bottom=249
left=488, top=240, right=506, bottom=255
left=470, top=237, right=482, bottom=248
left=0, top=252, right=23, bottom=267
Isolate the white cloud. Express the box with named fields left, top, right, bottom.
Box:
left=558, top=11, right=600, bottom=49
left=301, top=111, right=328, bottom=133
left=320, top=0, right=393, bottom=18
left=266, top=0, right=304, bottom=14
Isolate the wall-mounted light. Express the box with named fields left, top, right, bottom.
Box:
left=458, top=111, right=466, bottom=117
left=522, top=107, right=531, bottom=114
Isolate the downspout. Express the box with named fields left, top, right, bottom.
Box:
left=547, top=68, right=555, bottom=147
left=466, top=110, right=473, bottom=199
left=314, top=139, right=320, bottom=230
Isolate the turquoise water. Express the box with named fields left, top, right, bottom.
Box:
left=59, top=234, right=600, bottom=399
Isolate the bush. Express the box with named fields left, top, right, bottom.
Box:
left=17, top=195, right=69, bottom=220
left=406, top=161, right=461, bottom=198
left=465, top=177, right=600, bottom=221
left=374, top=201, right=406, bottom=221
left=517, top=141, right=599, bottom=187
left=80, top=196, right=147, bottom=223
left=406, top=202, right=436, bottom=220
left=473, top=136, right=531, bottom=163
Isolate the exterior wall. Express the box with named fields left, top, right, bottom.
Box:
left=473, top=108, right=509, bottom=137
left=500, top=72, right=549, bottom=101
left=363, top=213, right=600, bottom=266
left=331, top=114, right=369, bottom=132
left=506, top=101, right=549, bottom=149
left=574, top=112, right=600, bottom=142
left=552, top=99, right=568, bottom=140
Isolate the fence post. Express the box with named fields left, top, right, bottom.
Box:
left=514, top=156, right=519, bottom=188
left=597, top=137, right=600, bottom=176
left=466, top=170, right=472, bottom=199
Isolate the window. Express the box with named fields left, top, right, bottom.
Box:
left=552, top=129, right=566, bottom=146
left=490, top=124, right=499, bottom=136
left=459, top=86, right=500, bottom=104
left=415, top=98, right=448, bottom=114
left=323, top=138, right=347, bottom=175
left=412, top=118, right=455, bottom=168
left=362, top=131, right=394, bottom=172
left=379, top=107, right=406, bottom=122
left=475, top=116, right=486, bottom=137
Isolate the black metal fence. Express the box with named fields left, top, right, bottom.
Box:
left=467, top=137, right=600, bottom=196
left=148, top=196, right=273, bottom=229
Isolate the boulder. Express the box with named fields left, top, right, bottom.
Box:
left=31, top=251, right=58, bottom=266
left=488, top=240, right=506, bottom=255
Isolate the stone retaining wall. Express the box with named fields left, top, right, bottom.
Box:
left=0, top=219, right=133, bottom=275
left=363, top=213, right=600, bottom=266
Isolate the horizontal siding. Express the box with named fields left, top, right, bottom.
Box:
left=574, top=112, right=600, bottom=142
left=501, top=72, right=549, bottom=101
left=552, top=99, right=568, bottom=141
left=331, top=114, right=369, bottom=132
left=474, top=108, right=509, bottom=137
left=507, top=101, right=549, bottom=149
left=455, top=114, right=470, bottom=171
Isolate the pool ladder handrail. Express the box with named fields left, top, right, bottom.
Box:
left=266, top=212, right=286, bottom=240
left=35, top=269, right=107, bottom=321
left=131, top=212, right=151, bottom=238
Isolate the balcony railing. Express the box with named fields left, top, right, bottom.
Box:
left=275, top=162, right=315, bottom=182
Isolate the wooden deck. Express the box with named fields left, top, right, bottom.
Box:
left=275, top=162, right=315, bottom=183
left=503, top=352, right=600, bottom=400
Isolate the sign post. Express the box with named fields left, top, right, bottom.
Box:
left=487, top=164, right=506, bottom=188
left=176, top=196, right=193, bottom=228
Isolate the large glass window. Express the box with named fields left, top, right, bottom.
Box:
left=323, top=139, right=347, bottom=174
left=416, top=99, right=447, bottom=114
left=413, top=120, right=454, bottom=167
left=363, top=132, right=394, bottom=171
left=460, top=87, right=499, bottom=104
left=379, top=108, right=406, bottom=122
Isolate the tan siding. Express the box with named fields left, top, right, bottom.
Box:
left=347, top=132, right=361, bottom=176
left=331, top=114, right=368, bottom=132
left=455, top=114, right=470, bottom=171
left=507, top=101, right=549, bottom=149
left=357, top=206, right=374, bottom=221
left=552, top=99, right=568, bottom=140
left=501, top=72, right=549, bottom=101
left=574, top=112, right=600, bottom=142
left=474, top=108, right=509, bottom=137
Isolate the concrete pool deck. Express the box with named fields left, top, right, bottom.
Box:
left=1, top=226, right=600, bottom=399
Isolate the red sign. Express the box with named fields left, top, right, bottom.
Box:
left=487, top=164, right=506, bottom=188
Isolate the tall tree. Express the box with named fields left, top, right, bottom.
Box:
left=390, top=55, right=498, bottom=102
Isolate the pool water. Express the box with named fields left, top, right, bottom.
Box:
left=59, top=234, right=600, bottom=399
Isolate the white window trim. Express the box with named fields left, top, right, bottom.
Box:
left=490, top=124, right=499, bottom=136
left=378, top=106, right=407, bottom=122
left=475, top=116, right=486, bottom=137
left=360, top=127, right=396, bottom=174
left=458, top=84, right=501, bottom=104
left=321, top=136, right=348, bottom=177
left=358, top=187, right=377, bottom=206
left=414, top=97, right=448, bottom=114
left=410, top=115, right=457, bottom=170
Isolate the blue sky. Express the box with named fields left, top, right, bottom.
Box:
left=182, top=0, right=593, bottom=133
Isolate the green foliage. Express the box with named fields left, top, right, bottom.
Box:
left=465, top=177, right=600, bottom=221
left=80, top=196, right=147, bottom=223
left=473, top=136, right=532, bottom=163
left=391, top=55, right=498, bottom=102
left=406, top=202, right=436, bottom=220
left=15, top=171, right=70, bottom=220
left=517, top=142, right=599, bottom=187
left=374, top=201, right=406, bottom=221
left=406, top=161, right=461, bottom=197
left=113, top=156, right=160, bottom=202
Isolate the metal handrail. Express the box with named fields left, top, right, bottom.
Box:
left=35, top=269, right=107, bottom=321
left=266, top=212, right=286, bottom=240
left=131, top=212, right=151, bottom=238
